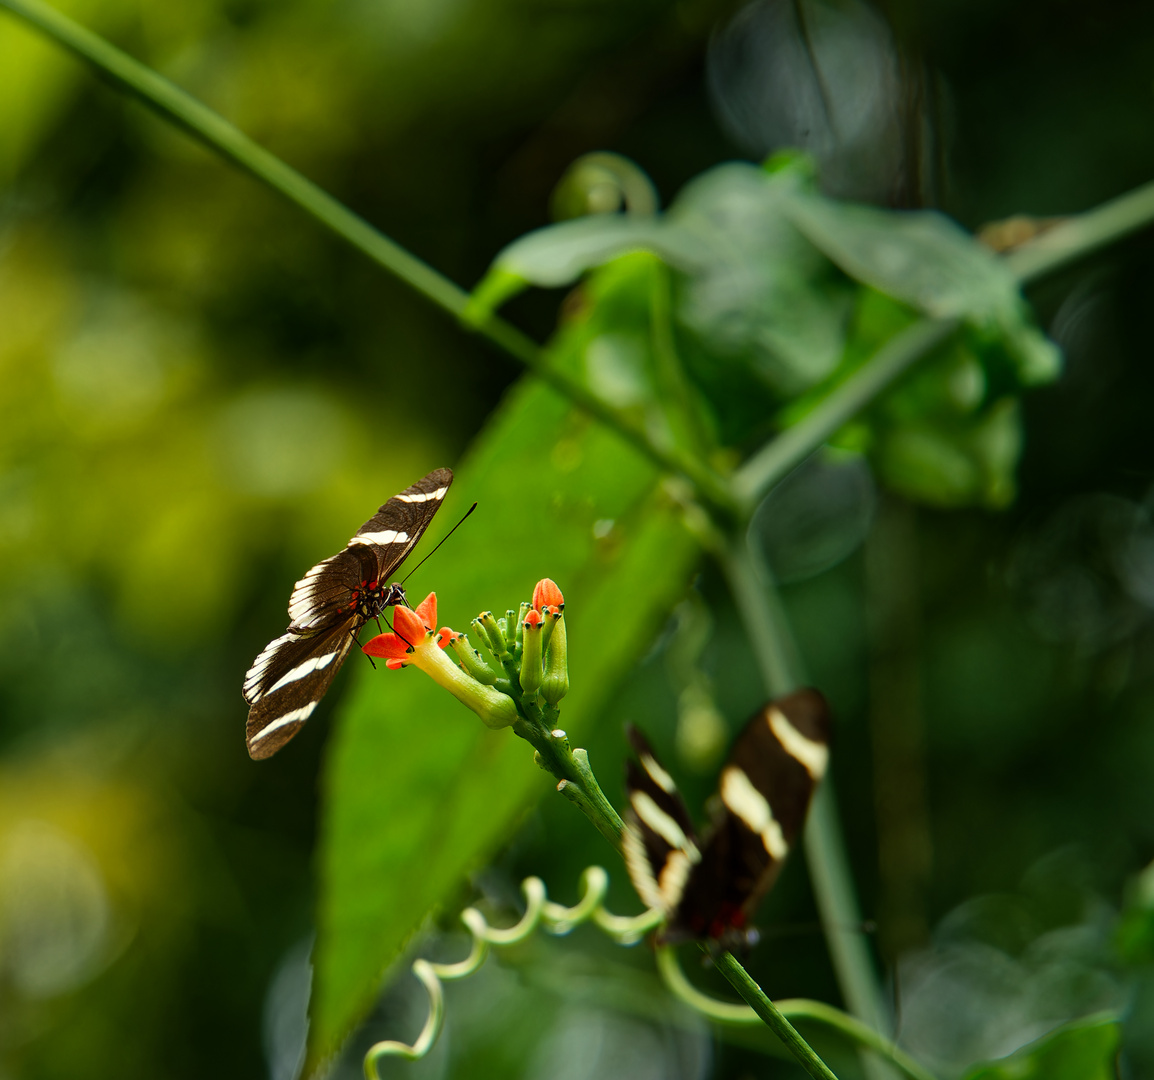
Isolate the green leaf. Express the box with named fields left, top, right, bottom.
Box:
left=483, top=214, right=712, bottom=291
left=786, top=194, right=1019, bottom=321
left=960, top=1013, right=1121, bottom=1080
left=1115, top=858, right=1154, bottom=965
left=785, top=193, right=1062, bottom=386
left=872, top=398, right=1022, bottom=509
left=308, top=375, right=702, bottom=1067
left=671, top=163, right=852, bottom=395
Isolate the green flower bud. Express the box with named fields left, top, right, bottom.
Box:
left=475, top=611, right=508, bottom=659
left=513, top=603, right=531, bottom=653
left=520, top=609, right=544, bottom=696
left=449, top=633, right=500, bottom=685
left=541, top=611, right=569, bottom=705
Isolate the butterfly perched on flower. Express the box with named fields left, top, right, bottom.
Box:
left=242, top=468, right=453, bottom=759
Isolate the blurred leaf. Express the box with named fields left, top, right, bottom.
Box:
left=960, top=1013, right=1120, bottom=1080
left=470, top=213, right=710, bottom=305
left=787, top=194, right=1018, bottom=321
left=310, top=375, right=702, bottom=1065
left=785, top=192, right=1063, bottom=385
left=873, top=398, right=1022, bottom=509
left=672, top=163, right=853, bottom=397
left=1116, top=859, right=1154, bottom=965
left=473, top=157, right=1059, bottom=503
left=540, top=252, right=719, bottom=459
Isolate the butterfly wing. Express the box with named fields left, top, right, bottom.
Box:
left=244, top=621, right=358, bottom=759
left=352, top=466, right=454, bottom=587
left=666, top=688, right=832, bottom=942
left=622, top=725, right=702, bottom=915
left=286, top=468, right=454, bottom=633
left=245, top=467, right=454, bottom=758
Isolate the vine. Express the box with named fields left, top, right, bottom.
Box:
left=364, top=867, right=935, bottom=1080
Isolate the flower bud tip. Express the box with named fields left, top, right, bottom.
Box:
left=532, top=578, right=565, bottom=614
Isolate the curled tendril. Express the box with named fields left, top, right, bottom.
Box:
left=363, top=867, right=662, bottom=1078
left=549, top=152, right=659, bottom=220
left=364, top=868, right=937, bottom=1080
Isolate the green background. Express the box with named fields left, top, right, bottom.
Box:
left=1, top=0, right=1154, bottom=1078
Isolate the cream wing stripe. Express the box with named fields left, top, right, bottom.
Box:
left=766, top=707, right=830, bottom=779
left=250, top=702, right=318, bottom=744
left=640, top=753, right=677, bottom=794
left=349, top=529, right=410, bottom=547
left=266, top=651, right=341, bottom=695
left=623, top=823, right=665, bottom=911
left=395, top=487, right=447, bottom=503
left=720, top=767, right=788, bottom=860
left=630, top=792, right=700, bottom=857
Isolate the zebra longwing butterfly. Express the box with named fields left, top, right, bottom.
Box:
left=623, top=689, right=831, bottom=944
left=242, top=468, right=453, bottom=759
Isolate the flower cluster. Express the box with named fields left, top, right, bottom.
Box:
left=360, top=578, right=570, bottom=730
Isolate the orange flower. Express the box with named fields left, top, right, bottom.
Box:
left=362, top=593, right=451, bottom=669
left=362, top=591, right=517, bottom=729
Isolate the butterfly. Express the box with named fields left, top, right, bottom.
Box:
left=622, top=688, right=831, bottom=945
left=242, top=467, right=453, bottom=759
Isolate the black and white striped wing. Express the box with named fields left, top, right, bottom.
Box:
left=353, top=467, right=453, bottom=584
left=245, top=467, right=454, bottom=760
left=622, top=725, right=702, bottom=915
left=286, top=468, right=453, bottom=633
left=244, top=621, right=358, bottom=759
left=623, top=689, right=831, bottom=943
left=671, top=689, right=831, bottom=942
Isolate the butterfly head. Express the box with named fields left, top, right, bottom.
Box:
left=353, top=581, right=407, bottom=620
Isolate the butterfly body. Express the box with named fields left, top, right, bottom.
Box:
left=623, top=689, right=831, bottom=946
left=243, top=467, right=452, bottom=759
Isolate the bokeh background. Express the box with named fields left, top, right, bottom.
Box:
left=2, top=0, right=1154, bottom=1078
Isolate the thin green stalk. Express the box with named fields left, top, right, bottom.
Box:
left=805, top=784, right=891, bottom=1035
left=775, top=999, right=939, bottom=1080
left=731, top=317, right=961, bottom=512
left=1005, top=178, right=1154, bottom=285
left=722, top=532, right=801, bottom=696
left=709, top=949, right=840, bottom=1080
left=720, top=533, right=894, bottom=1077
left=0, top=0, right=738, bottom=518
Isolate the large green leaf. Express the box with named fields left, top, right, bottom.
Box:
left=960, top=1013, right=1121, bottom=1080
left=309, top=375, right=702, bottom=1065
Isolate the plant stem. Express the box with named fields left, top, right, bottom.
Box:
left=709, top=949, right=840, bottom=1080
left=719, top=533, right=894, bottom=1074
left=722, top=532, right=801, bottom=695
left=0, top=0, right=738, bottom=518
left=514, top=712, right=625, bottom=850
left=775, top=999, right=939, bottom=1080
left=1005, top=178, right=1154, bottom=285
left=731, top=317, right=961, bottom=512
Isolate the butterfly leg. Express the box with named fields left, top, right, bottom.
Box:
left=352, top=628, right=378, bottom=670
left=383, top=612, right=415, bottom=650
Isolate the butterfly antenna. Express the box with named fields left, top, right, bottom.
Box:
left=399, top=501, right=478, bottom=586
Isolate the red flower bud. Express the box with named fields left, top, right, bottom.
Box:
left=532, top=578, right=564, bottom=615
